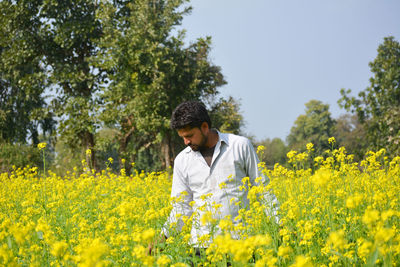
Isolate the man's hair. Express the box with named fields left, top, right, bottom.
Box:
left=171, top=101, right=212, bottom=130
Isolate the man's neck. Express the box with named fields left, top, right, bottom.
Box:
left=205, top=129, right=219, bottom=148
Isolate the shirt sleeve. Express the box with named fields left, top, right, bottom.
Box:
left=244, top=138, right=280, bottom=224
left=162, top=157, right=194, bottom=237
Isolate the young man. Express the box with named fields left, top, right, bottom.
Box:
left=161, top=101, right=278, bottom=248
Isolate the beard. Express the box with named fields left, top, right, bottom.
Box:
left=188, top=132, right=208, bottom=151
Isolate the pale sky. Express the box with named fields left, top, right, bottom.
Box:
left=179, top=0, right=400, bottom=141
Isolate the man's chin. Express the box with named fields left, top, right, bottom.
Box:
left=190, top=145, right=199, bottom=151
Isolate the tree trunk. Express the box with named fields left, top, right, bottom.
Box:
left=161, top=133, right=172, bottom=169
left=119, top=133, right=131, bottom=175
left=83, top=131, right=98, bottom=171
left=119, top=118, right=135, bottom=175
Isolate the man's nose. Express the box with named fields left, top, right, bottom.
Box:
left=184, top=138, right=191, bottom=146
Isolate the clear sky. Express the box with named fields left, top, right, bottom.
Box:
left=178, top=0, right=400, bottom=141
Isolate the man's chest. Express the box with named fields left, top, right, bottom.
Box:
left=185, top=149, right=246, bottom=195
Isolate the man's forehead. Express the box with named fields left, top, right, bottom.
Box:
left=177, top=126, right=197, bottom=136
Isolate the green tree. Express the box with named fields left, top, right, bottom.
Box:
left=1, top=0, right=106, bottom=170
left=208, top=96, right=243, bottom=135
left=1, top=0, right=242, bottom=172
left=333, top=114, right=367, bottom=161
left=287, top=100, right=335, bottom=153
left=97, top=0, right=233, bottom=170
left=37, top=0, right=106, bottom=170
left=0, top=143, right=42, bottom=173
left=339, top=36, right=400, bottom=156
left=256, top=137, right=288, bottom=168
left=0, top=1, right=55, bottom=171
left=0, top=0, right=54, bottom=144
left=50, top=137, right=83, bottom=175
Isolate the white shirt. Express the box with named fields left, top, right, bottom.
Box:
left=163, top=131, right=278, bottom=246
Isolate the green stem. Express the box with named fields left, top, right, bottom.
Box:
left=43, top=149, right=46, bottom=177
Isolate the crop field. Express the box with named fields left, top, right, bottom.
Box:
left=1, top=142, right=399, bottom=266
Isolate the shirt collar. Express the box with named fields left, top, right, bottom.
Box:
left=184, top=129, right=229, bottom=153
left=217, top=130, right=229, bottom=146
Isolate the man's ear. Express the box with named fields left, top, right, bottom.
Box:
left=200, top=121, right=209, bottom=133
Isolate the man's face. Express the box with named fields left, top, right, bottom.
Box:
left=177, top=123, right=209, bottom=151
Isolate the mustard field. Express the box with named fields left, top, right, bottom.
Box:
left=1, top=142, right=399, bottom=266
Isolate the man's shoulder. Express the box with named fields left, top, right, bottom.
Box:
left=174, top=146, right=191, bottom=163
left=220, top=132, right=252, bottom=147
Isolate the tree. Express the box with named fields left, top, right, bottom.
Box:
left=208, top=96, right=243, bottom=135
left=339, top=36, right=400, bottom=156
left=1, top=0, right=106, bottom=170
left=256, top=137, right=288, bottom=168
left=0, top=0, right=242, bottom=172
left=97, top=0, right=233, bottom=170
left=37, top=0, right=107, bottom=170
left=0, top=0, right=54, bottom=145
left=333, top=114, right=367, bottom=161
left=287, top=100, right=335, bottom=153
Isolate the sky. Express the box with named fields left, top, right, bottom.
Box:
left=178, top=0, right=400, bottom=141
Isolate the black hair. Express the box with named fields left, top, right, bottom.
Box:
left=170, top=101, right=212, bottom=130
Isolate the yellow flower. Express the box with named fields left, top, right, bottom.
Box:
left=362, top=209, right=380, bottom=227
left=3, top=142, right=400, bottom=266
left=306, top=143, right=314, bottom=151
left=287, top=150, right=297, bottom=162
left=374, top=228, right=395, bottom=244
left=157, top=255, right=171, bottom=266
left=171, top=263, right=188, bottom=267
left=290, top=255, right=313, bottom=267
left=219, top=218, right=233, bottom=231
left=357, top=238, right=373, bottom=259
left=219, top=182, right=227, bottom=189
left=132, top=244, right=146, bottom=258
left=328, top=137, right=336, bottom=144
left=79, top=238, right=109, bottom=266
left=85, top=149, right=91, bottom=156
left=201, top=211, right=214, bottom=226
left=326, top=230, right=347, bottom=251
left=108, top=157, right=113, bottom=164
left=345, top=194, right=363, bottom=209
left=257, top=145, right=265, bottom=154
left=51, top=241, right=68, bottom=258
left=37, top=142, right=47, bottom=150
left=381, top=209, right=396, bottom=221
left=141, top=228, right=155, bottom=244
left=278, top=245, right=292, bottom=259
left=310, top=169, right=330, bottom=187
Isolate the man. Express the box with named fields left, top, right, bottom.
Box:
left=160, top=101, right=278, bottom=249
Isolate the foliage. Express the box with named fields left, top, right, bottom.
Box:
left=1, top=143, right=399, bottom=266
left=0, top=0, right=104, bottom=168
left=49, top=137, right=85, bottom=176
left=287, top=100, right=335, bottom=153
left=39, top=0, right=106, bottom=169
left=333, top=114, right=368, bottom=162
left=0, top=0, right=54, bottom=144
left=0, top=0, right=238, bottom=171
left=97, top=0, right=233, bottom=169
left=339, top=36, right=400, bottom=156
left=256, top=137, right=288, bottom=168
left=94, top=127, right=120, bottom=171
left=208, top=96, right=243, bottom=135
left=0, top=142, right=41, bottom=173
